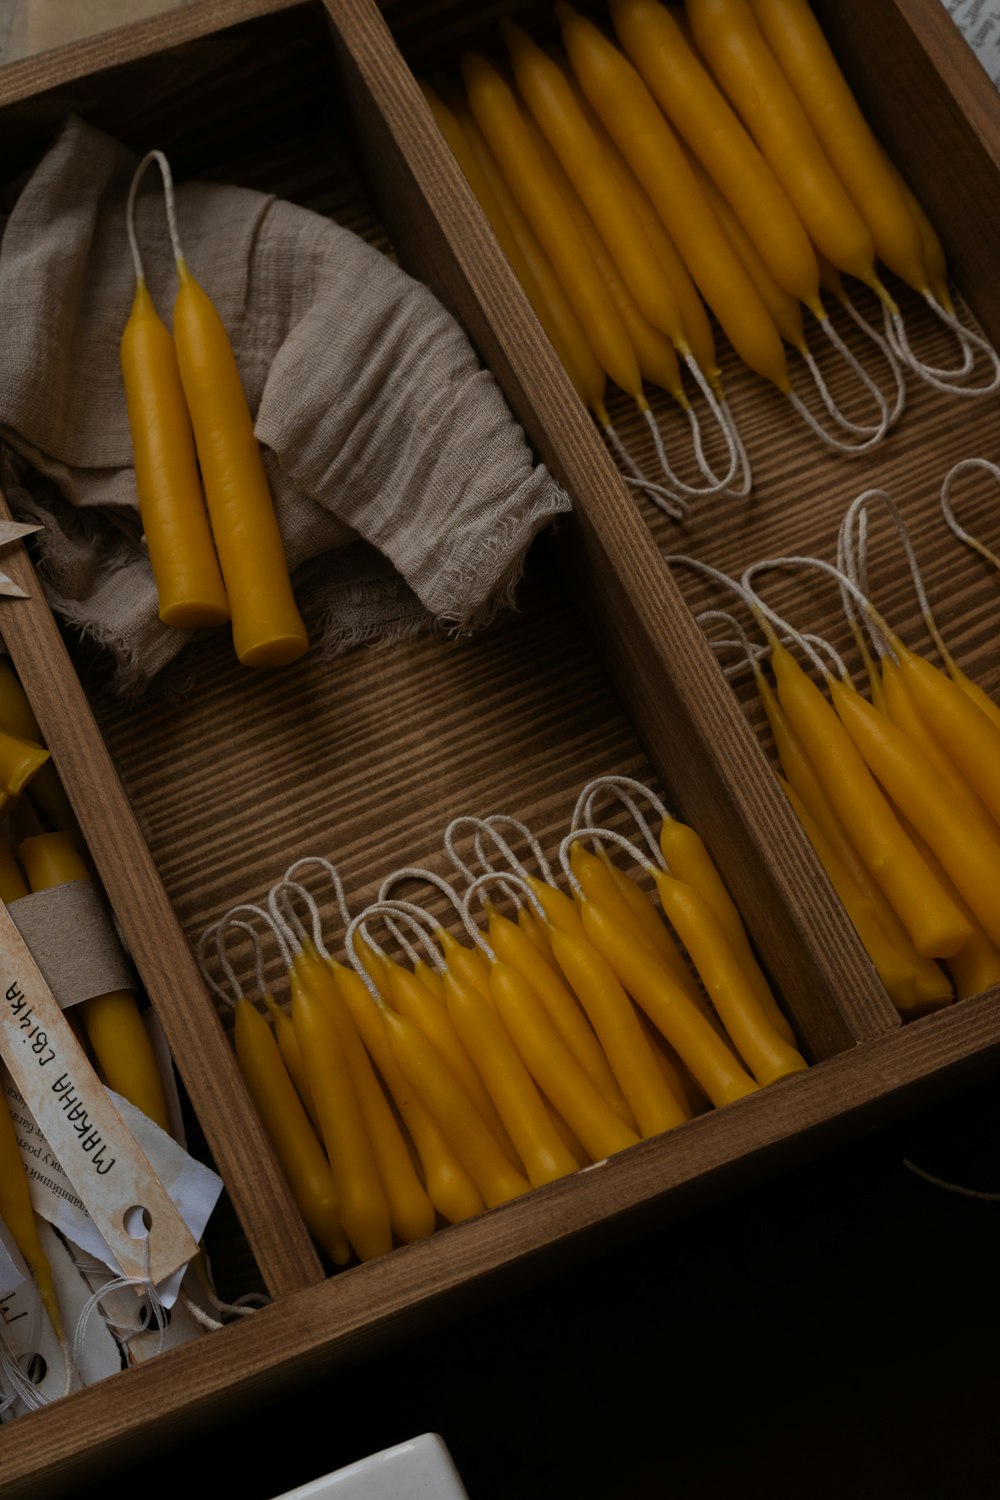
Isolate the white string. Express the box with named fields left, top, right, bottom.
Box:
left=940, top=458, right=1000, bottom=574
left=571, top=775, right=669, bottom=869
left=282, top=856, right=353, bottom=931
left=73, top=1234, right=166, bottom=1371
left=273, top=881, right=332, bottom=960
left=835, top=299, right=908, bottom=427
left=839, top=488, right=945, bottom=663
left=602, top=422, right=689, bottom=521
left=351, top=899, right=447, bottom=973
left=903, top=1157, right=1000, bottom=1201
left=557, top=825, right=656, bottom=896
left=125, top=149, right=185, bottom=284
left=886, top=299, right=1000, bottom=397
left=378, top=865, right=468, bottom=924
left=484, top=815, right=556, bottom=885
left=460, top=872, right=548, bottom=959
left=740, top=556, right=866, bottom=679
left=685, top=355, right=749, bottom=496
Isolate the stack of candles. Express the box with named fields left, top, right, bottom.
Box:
left=680, top=466, right=1000, bottom=1015
left=200, top=776, right=808, bottom=1269
left=423, top=0, right=998, bottom=517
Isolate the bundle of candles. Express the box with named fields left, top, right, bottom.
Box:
left=120, top=151, right=308, bottom=668
left=199, top=776, right=808, bottom=1269
left=0, top=666, right=240, bottom=1415
left=423, top=0, right=999, bottom=519
left=676, top=458, right=1000, bottom=1015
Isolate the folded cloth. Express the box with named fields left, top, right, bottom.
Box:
left=0, top=115, right=571, bottom=695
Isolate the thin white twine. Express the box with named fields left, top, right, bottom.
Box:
left=571, top=774, right=669, bottom=869
left=940, top=458, right=1000, bottom=574
left=273, top=880, right=332, bottom=960
left=603, top=421, right=689, bottom=521
left=740, top=556, right=866, bottom=680
left=787, top=319, right=894, bottom=451
left=684, top=355, right=750, bottom=496
left=204, top=918, right=265, bottom=1008
left=665, top=551, right=757, bottom=615
left=356, top=899, right=446, bottom=971
left=839, top=488, right=942, bottom=664
left=125, top=149, right=185, bottom=284
left=460, top=872, right=550, bottom=961
left=557, top=825, right=656, bottom=897
left=378, top=865, right=469, bottom=925
left=73, top=1234, right=166, bottom=1371
left=837, top=297, right=908, bottom=426
left=815, top=316, right=904, bottom=432
left=443, top=815, right=527, bottom=903
left=886, top=297, right=1000, bottom=397
left=903, top=1157, right=1000, bottom=1200
left=282, top=856, right=352, bottom=932
left=484, top=815, right=556, bottom=886
left=696, top=609, right=770, bottom=681
left=0, top=1292, right=66, bottom=1409
left=223, top=900, right=292, bottom=973
left=343, top=901, right=443, bottom=999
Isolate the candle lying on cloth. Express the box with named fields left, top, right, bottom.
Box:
left=0, top=116, right=571, bottom=695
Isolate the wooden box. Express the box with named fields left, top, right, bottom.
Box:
left=1, top=0, right=999, bottom=1492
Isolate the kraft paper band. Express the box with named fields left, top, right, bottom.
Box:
left=8, top=882, right=135, bottom=1008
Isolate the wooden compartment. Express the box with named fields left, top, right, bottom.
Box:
left=1, top=0, right=999, bottom=1493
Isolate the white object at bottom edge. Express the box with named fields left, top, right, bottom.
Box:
left=269, top=1433, right=470, bottom=1500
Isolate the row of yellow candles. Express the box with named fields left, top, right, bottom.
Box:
left=120, top=151, right=307, bottom=667
left=203, top=784, right=808, bottom=1268
left=423, top=0, right=977, bottom=481
left=687, top=486, right=1000, bottom=1014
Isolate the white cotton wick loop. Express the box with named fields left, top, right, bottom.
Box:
left=282, top=856, right=353, bottom=931
left=826, top=305, right=907, bottom=428
left=886, top=300, right=1000, bottom=396
left=444, top=815, right=490, bottom=884
left=126, top=149, right=185, bottom=284
left=224, top=898, right=292, bottom=972
left=802, top=318, right=901, bottom=443
left=378, top=865, right=467, bottom=923
left=363, top=899, right=447, bottom=973
left=696, top=609, right=766, bottom=680
left=602, top=422, right=690, bottom=521
left=209, top=918, right=265, bottom=1007
left=274, top=880, right=332, bottom=961
left=684, top=355, right=750, bottom=496
left=740, top=556, right=870, bottom=679
left=840, top=487, right=942, bottom=664
left=558, top=825, right=657, bottom=895
left=195, top=923, right=236, bottom=1008
left=484, top=814, right=556, bottom=886
left=940, top=458, right=1000, bottom=574
left=664, top=552, right=757, bottom=614
left=266, top=880, right=312, bottom=959
left=461, top=872, right=548, bottom=959
left=571, top=774, right=669, bottom=869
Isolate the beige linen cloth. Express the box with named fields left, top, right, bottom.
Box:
left=0, top=116, right=571, bottom=694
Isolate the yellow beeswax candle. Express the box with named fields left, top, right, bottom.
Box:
left=770, top=643, right=971, bottom=958
left=0, top=664, right=77, bottom=836
left=233, top=995, right=350, bottom=1264
left=294, top=954, right=435, bottom=1246
left=580, top=898, right=758, bottom=1106
left=173, top=260, right=308, bottom=668
left=332, top=959, right=485, bottom=1224
left=291, top=971, right=392, bottom=1263
left=19, top=832, right=170, bottom=1133
left=443, top=970, right=579, bottom=1189
left=490, top=960, right=641, bottom=1160
left=548, top=925, right=688, bottom=1136
left=121, top=279, right=230, bottom=629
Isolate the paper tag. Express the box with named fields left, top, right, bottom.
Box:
left=36, top=1222, right=122, bottom=1388
left=73, top=1252, right=206, bottom=1365
left=0, top=1220, right=64, bottom=1417
left=0, top=905, right=197, bottom=1285
left=943, top=0, right=1000, bottom=87
left=3, top=1077, right=221, bottom=1309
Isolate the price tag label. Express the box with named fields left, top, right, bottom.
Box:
left=0, top=904, right=197, bottom=1286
